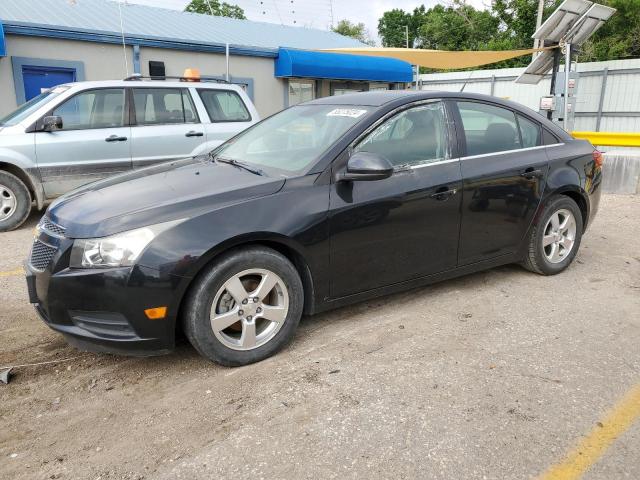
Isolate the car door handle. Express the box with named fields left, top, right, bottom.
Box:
left=430, top=188, right=457, bottom=200
left=185, top=131, right=204, bottom=137
left=520, top=168, right=544, bottom=179
left=105, top=135, right=128, bottom=142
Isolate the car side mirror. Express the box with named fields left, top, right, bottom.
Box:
left=337, top=152, right=394, bottom=182
left=42, top=115, right=63, bottom=132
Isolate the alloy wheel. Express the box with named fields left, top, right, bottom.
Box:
left=542, top=208, right=577, bottom=264
left=0, top=183, right=17, bottom=221
left=210, top=268, right=289, bottom=351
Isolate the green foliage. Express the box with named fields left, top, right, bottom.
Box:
left=377, top=0, right=633, bottom=70
left=332, top=19, right=376, bottom=46
left=378, top=9, right=414, bottom=47
left=416, top=4, right=500, bottom=51
left=184, top=0, right=246, bottom=20
left=580, top=0, right=640, bottom=62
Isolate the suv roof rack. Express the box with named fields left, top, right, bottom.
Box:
left=123, top=74, right=229, bottom=83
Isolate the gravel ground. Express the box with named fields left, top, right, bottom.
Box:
left=0, top=194, right=639, bottom=480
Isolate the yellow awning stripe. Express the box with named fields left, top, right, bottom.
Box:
left=320, top=46, right=556, bottom=70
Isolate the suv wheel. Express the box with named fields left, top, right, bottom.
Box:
left=522, top=195, right=583, bottom=275
left=0, top=171, right=31, bottom=232
left=183, top=246, right=304, bottom=366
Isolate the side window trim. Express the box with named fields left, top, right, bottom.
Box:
left=38, top=87, right=129, bottom=132
left=197, top=88, right=252, bottom=123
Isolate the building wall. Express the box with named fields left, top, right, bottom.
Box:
left=0, top=35, right=285, bottom=118
left=0, top=34, right=134, bottom=115
left=138, top=47, right=283, bottom=117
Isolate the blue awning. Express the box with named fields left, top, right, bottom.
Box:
left=0, top=21, right=6, bottom=57
left=275, top=48, right=412, bottom=83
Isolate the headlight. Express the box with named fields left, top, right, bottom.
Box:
left=69, top=220, right=182, bottom=269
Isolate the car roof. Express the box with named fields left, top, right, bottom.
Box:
left=305, top=90, right=571, bottom=140
left=61, top=80, right=244, bottom=91
left=306, top=90, right=521, bottom=108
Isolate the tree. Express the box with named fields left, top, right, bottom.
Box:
left=416, top=4, right=500, bottom=51
left=184, top=0, right=246, bottom=20
left=378, top=9, right=414, bottom=47
left=580, top=0, right=640, bottom=62
left=332, top=19, right=376, bottom=46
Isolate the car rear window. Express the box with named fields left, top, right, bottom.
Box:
left=198, top=89, right=251, bottom=122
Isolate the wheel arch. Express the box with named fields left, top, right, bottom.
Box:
left=0, top=161, right=45, bottom=209
left=547, top=185, right=589, bottom=232
left=173, top=233, right=317, bottom=337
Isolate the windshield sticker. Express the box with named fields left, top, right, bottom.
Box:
left=327, top=108, right=367, bottom=118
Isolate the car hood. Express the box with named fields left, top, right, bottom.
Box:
left=48, top=156, right=286, bottom=238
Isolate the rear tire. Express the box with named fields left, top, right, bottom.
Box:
left=183, top=246, right=304, bottom=366
left=522, top=195, right=583, bottom=275
left=0, top=171, right=31, bottom=232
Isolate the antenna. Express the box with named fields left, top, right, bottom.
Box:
left=328, top=0, right=334, bottom=28
left=117, top=0, right=129, bottom=78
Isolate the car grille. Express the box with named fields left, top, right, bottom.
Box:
left=30, top=240, right=57, bottom=271
left=39, top=217, right=66, bottom=237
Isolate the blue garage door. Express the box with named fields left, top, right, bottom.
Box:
left=22, top=66, right=76, bottom=101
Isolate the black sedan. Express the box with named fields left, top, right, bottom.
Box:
left=25, top=91, right=602, bottom=366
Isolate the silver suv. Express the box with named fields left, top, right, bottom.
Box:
left=0, top=79, right=259, bottom=231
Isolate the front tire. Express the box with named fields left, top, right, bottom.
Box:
left=522, top=195, right=583, bottom=275
left=183, top=246, right=304, bottom=366
left=0, top=171, right=31, bottom=232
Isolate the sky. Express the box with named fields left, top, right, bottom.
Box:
left=123, top=0, right=487, bottom=44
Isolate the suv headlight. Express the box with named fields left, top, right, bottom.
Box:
left=69, top=220, right=182, bottom=269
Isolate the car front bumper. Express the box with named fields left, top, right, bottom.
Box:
left=25, top=231, right=184, bottom=356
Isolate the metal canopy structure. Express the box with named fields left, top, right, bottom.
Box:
left=516, top=0, right=616, bottom=85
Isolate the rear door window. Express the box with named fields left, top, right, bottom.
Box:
left=457, top=101, right=521, bottom=156
left=198, top=89, right=251, bottom=122
left=132, top=88, right=198, bottom=125
left=517, top=114, right=541, bottom=148
left=543, top=129, right=560, bottom=145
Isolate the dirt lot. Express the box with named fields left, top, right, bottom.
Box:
left=1, top=194, right=639, bottom=480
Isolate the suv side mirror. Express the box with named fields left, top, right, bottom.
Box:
left=42, top=116, right=63, bottom=132
left=337, top=152, right=394, bottom=182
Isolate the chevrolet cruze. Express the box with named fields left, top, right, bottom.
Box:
left=25, top=91, right=602, bottom=366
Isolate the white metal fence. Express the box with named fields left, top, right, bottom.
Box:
left=418, top=58, right=640, bottom=133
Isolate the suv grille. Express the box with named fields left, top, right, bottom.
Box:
left=30, top=241, right=57, bottom=271
left=39, top=217, right=66, bottom=237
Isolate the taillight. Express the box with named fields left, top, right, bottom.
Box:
left=593, top=150, right=604, bottom=168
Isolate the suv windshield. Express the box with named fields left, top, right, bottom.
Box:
left=0, top=86, right=69, bottom=127
left=214, top=104, right=371, bottom=176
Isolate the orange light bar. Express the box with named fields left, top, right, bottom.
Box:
left=144, top=306, right=168, bottom=320
left=182, top=68, right=201, bottom=82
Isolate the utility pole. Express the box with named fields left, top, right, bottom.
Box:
left=532, top=0, right=545, bottom=59
left=405, top=25, right=409, bottom=48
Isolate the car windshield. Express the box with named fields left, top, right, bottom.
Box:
left=0, top=86, right=69, bottom=127
left=214, top=104, right=371, bottom=176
